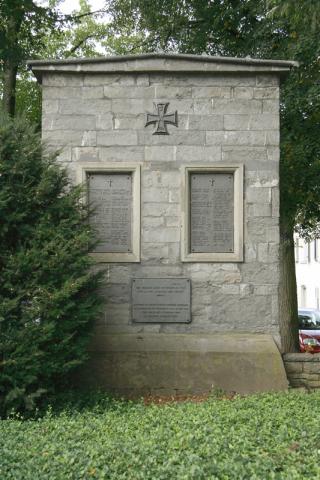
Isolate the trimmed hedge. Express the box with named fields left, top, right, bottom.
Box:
left=1, top=391, right=320, bottom=479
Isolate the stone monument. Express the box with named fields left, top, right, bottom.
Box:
left=28, top=53, right=297, bottom=395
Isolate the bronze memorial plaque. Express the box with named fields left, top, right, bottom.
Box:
left=132, top=278, right=191, bottom=323
left=190, top=173, right=234, bottom=253
left=88, top=172, right=132, bottom=253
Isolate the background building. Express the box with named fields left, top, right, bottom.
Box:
left=295, top=236, right=320, bottom=308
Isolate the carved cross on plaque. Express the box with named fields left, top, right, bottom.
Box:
left=145, top=102, right=178, bottom=135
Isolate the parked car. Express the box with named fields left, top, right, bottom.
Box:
left=298, top=308, right=320, bottom=353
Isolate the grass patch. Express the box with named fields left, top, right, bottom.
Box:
left=1, top=391, right=320, bottom=479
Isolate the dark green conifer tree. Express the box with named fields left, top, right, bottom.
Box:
left=0, top=112, right=103, bottom=416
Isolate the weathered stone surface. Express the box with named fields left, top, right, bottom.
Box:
left=155, top=86, right=193, bottom=99
left=266, top=131, right=279, bottom=146
left=222, top=146, right=268, bottom=162
left=283, top=353, right=320, bottom=362
left=263, top=100, right=279, bottom=113
left=44, top=86, right=103, bottom=99
left=253, top=284, right=277, bottom=295
left=233, top=87, right=253, bottom=99
left=221, top=284, right=240, bottom=295
left=247, top=203, right=272, bottom=217
left=149, top=73, right=258, bottom=87
left=96, top=114, right=113, bottom=130
left=187, top=114, right=223, bottom=130
left=191, top=99, right=212, bottom=114
left=143, top=202, right=179, bottom=217
left=42, top=73, right=84, bottom=87
left=272, top=188, right=280, bottom=217
left=83, top=73, right=135, bottom=86
left=246, top=170, right=279, bottom=187
left=145, top=146, right=176, bottom=162
left=99, top=146, right=144, bottom=162
left=303, top=362, right=320, bottom=374
left=101, top=283, right=131, bottom=304
left=258, top=243, right=279, bottom=264
left=104, top=304, right=130, bottom=325
left=141, top=243, right=169, bottom=261
left=223, top=114, right=279, bottom=131
left=75, top=333, right=288, bottom=395
left=43, top=130, right=85, bottom=146
left=82, top=131, right=96, bottom=146
left=60, top=98, right=111, bottom=115
left=206, top=131, right=267, bottom=146
left=241, top=262, right=279, bottom=284
left=72, top=147, right=100, bottom=162
left=142, top=186, right=169, bottom=203
left=56, top=147, right=72, bottom=163
left=42, top=99, right=59, bottom=114
left=289, top=373, right=320, bottom=381
left=137, top=75, right=150, bottom=86
left=114, top=115, right=144, bottom=130
left=176, top=145, right=221, bottom=162
left=143, top=227, right=180, bottom=243
left=266, top=226, right=279, bottom=243
left=142, top=216, right=165, bottom=228
left=306, top=381, right=320, bottom=388
left=111, top=98, right=149, bottom=115
left=43, top=114, right=96, bottom=131
left=194, top=86, right=232, bottom=98
left=256, top=75, right=279, bottom=87
left=139, top=130, right=206, bottom=146
left=211, top=98, right=262, bottom=114
left=246, top=187, right=271, bottom=204
left=97, top=130, right=138, bottom=146
left=253, top=87, right=279, bottom=99
left=104, top=85, right=155, bottom=98
left=142, top=170, right=180, bottom=188
left=267, top=147, right=280, bottom=161
left=35, top=54, right=287, bottom=394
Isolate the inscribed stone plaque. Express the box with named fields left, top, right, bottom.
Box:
left=88, top=172, right=132, bottom=253
left=132, top=278, right=191, bottom=323
left=190, top=173, right=234, bottom=253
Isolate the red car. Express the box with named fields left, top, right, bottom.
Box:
left=298, top=308, right=320, bottom=353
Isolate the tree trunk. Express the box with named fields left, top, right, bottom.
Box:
left=2, top=61, right=18, bottom=116
left=279, top=220, right=300, bottom=352
left=2, top=6, right=24, bottom=117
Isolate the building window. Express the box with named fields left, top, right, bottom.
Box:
left=301, top=285, right=307, bottom=308
left=300, top=241, right=310, bottom=264
left=315, top=239, right=320, bottom=262
left=294, top=237, right=300, bottom=263
left=316, top=288, right=320, bottom=310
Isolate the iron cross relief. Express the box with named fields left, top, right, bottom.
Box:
left=145, top=102, right=178, bottom=135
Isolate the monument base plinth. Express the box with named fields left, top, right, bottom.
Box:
left=75, top=334, right=288, bottom=396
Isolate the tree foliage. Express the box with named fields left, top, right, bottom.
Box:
left=0, top=111, right=103, bottom=416
left=0, top=0, right=61, bottom=116
left=0, top=0, right=110, bottom=121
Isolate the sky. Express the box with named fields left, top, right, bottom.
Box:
left=59, top=0, right=106, bottom=14
left=35, top=0, right=106, bottom=14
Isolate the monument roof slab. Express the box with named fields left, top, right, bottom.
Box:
left=27, top=53, right=298, bottom=83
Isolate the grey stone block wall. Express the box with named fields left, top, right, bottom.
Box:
left=283, top=353, right=320, bottom=389
left=41, top=70, right=280, bottom=337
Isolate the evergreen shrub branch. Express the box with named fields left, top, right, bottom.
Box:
left=0, top=111, right=104, bottom=417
